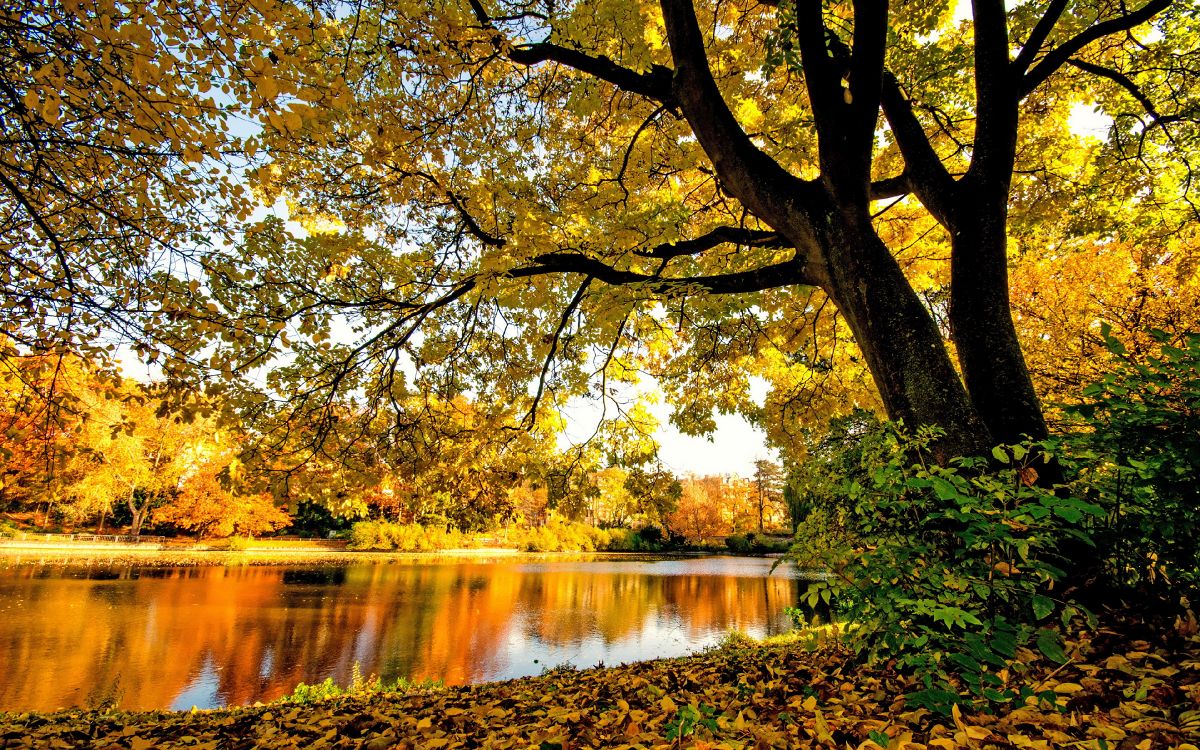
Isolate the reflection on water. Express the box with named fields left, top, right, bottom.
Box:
left=0, top=556, right=801, bottom=711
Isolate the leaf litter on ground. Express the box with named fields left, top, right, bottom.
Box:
left=1, top=622, right=1197, bottom=749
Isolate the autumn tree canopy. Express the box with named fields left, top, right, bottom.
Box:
left=3, top=0, right=1198, bottom=464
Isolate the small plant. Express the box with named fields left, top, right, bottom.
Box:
left=224, top=535, right=252, bottom=551
left=1061, top=328, right=1200, bottom=598
left=278, top=662, right=441, bottom=705
left=664, top=703, right=719, bottom=745
left=715, top=628, right=753, bottom=652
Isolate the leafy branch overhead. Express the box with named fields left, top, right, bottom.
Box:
left=4, top=0, right=1197, bottom=466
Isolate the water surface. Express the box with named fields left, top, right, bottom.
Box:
left=0, top=555, right=800, bottom=711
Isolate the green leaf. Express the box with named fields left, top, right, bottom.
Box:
left=1036, top=629, right=1068, bottom=664
left=1031, top=594, right=1054, bottom=621
left=991, top=446, right=1010, bottom=463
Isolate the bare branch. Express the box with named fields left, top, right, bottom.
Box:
left=633, top=226, right=787, bottom=260
left=1021, top=0, right=1173, bottom=97
left=525, top=276, right=593, bottom=427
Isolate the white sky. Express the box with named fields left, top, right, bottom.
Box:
left=652, top=411, right=774, bottom=477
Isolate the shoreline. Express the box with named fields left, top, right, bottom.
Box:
left=0, top=626, right=1193, bottom=749
left=0, top=542, right=735, bottom=567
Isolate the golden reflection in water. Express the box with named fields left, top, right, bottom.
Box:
left=0, top=558, right=800, bottom=711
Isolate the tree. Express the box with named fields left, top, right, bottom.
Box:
left=0, top=0, right=322, bottom=362
left=1010, top=235, right=1200, bottom=424
left=6, top=0, right=1197, bottom=475
left=155, top=452, right=291, bottom=539
left=623, top=464, right=683, bottom=530
left=670, top=474, right=744, bottom=539
left=751, top=459, right=784, bottom=533
left=215, top=0, right=1194, bottom=461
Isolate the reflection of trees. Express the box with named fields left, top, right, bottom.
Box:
left=519, top=570, right=798, bottom=646
left=0, top=561, right=800, bottom=711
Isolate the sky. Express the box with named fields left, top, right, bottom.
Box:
left=652, top=412, right=774, bottom=477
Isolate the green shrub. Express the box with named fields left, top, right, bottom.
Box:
left=725, top=533, right=752, bottom=553
left=347, top=520, right=464, bottom=552
left=279, top=662, right=441, bottom=705
left=1062, top=328, right=1200, bottom=596
left=788, top=425, right=1100, bottom=714
left=635, top=524, right=663, bottom=547
left=514, top=517, right=636, bottom=552
left=603, top=527, right=637, bottom=551
left=725, top=532, right=791, bottom=554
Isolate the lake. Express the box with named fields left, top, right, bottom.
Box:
left=0, top=555, right=802, bottom=712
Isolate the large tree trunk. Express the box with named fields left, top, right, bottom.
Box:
left=948, top=194, right=1049, bottom=448
left=817, top=209, right=992, bottom=460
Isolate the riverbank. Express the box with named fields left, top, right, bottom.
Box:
left=0, top=541, right=740, bottom=568
left=0, top=623, right=1195, bottom=749
left=0, top=544, right=629, bottom=567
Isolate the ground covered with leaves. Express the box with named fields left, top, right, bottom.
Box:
left=2, top=623, right=1197, bottom=750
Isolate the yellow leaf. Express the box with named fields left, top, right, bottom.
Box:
left=660, top=695, right=676, bottom=713
left=951, top=703, right=968, bottom=733
left=814, top=708, right=833, bottom=743
left=41, top=98, right=60, bottom=125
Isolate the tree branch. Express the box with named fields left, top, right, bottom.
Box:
left=515, top=251, right=818, bottom=294
left=970, top=0, right=1018, bottom=186
left=879, top=72, right=957, bottom=223
left=632, top=226, right=787, bottom=259
left=1067, top=57, right=1162, bottom=122
left=869, top=172, right=912, bottom=200
left=467, top=0, right=675, bottom=104
left=659, top=0, right=823, bottom=229
left=1011, top=0, right=1070, bottom=76
left=526, top=275, right=592, bottom=427
left=508, top=44, right=676, bottom=104
left=845, top=0, right=889, bottom=182
left=1020, top=0, right=1172, bottom=97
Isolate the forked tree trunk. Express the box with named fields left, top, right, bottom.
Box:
left=816, top=209, right=992, bottom=460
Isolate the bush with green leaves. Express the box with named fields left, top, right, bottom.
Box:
left=1061, top=328, right=1200, bottom=596
left=788, top=424, right=1100, bottom=714
left=724, top=532, right=792, bottom=554
left=279, top=662, right=441, bottom=705
left=347, top=520, right=465, bottom=552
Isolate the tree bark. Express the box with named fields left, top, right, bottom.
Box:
left=816, top=207, right=991, bottom=459
left=948, top=207, right=1049, bottom=446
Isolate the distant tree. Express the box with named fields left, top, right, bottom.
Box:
left=623, top=464, right=683, bottom=531
left=751, top=459, right=785, bottom=533
left=156, top=454, right=290, bottom=539
left=670, top=475, right=730, bottom=539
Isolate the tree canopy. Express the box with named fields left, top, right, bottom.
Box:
left=3, top=0, right=1199, bottom=468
